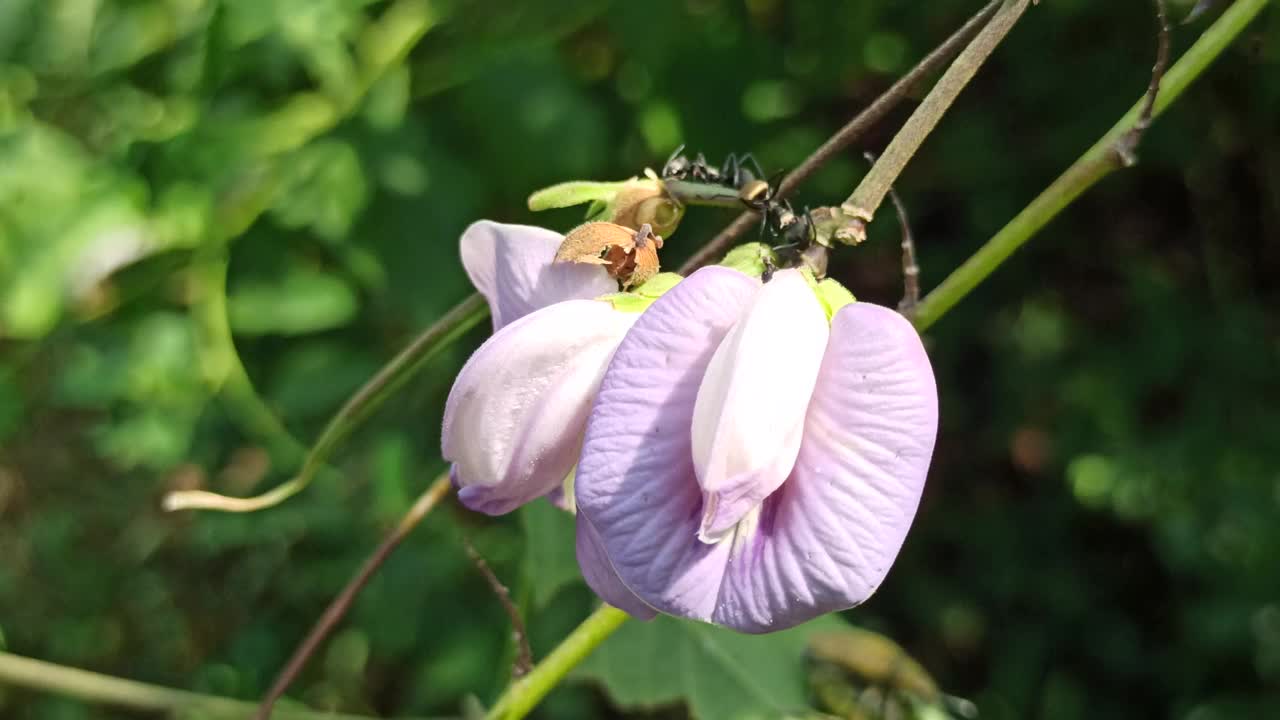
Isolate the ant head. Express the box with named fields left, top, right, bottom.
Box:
left=661, top=144, right=690, bottom=179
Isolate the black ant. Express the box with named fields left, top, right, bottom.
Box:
left=662, top=146, right=811, bottom=245
left=739, top=182, right=818, bottom=254
left=660, top=145, right=822, bottom=279
left=661, top=145, right=766, bottom=192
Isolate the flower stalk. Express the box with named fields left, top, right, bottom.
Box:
left=482, top=604, right=630, bottom=720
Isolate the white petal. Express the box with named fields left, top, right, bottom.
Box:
left=459, top=220, right=617, bottom=330
left=442, top=299, right=636, bottom=514
left=690, top=269, right=829, bottom=543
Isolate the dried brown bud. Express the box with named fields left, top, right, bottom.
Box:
left=556, top=221, right=664, bottom=289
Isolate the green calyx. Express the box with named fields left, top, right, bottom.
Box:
left=528, top=180, right=633, bottom=214
left=719, top=245, right=855, bottom=321
left=598, top=272, right=682, bottom=313
left=800, top=268, right=856, bottom=321
left=717, top=242, right=777, bottom=278
left=528, top=177, right=684, bottom=237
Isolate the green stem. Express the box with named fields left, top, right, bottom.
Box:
left=0, top=651, right=438, bottom=720
left=190, top=244, right=310, bottom=467
left=911, top=0, right=1273, bottom=331
left=166, top=292, right=488, bottom=512
left=174, top=0, right=444, bottom=511
left=483, top=604, right=629, bottom=720
left=835, top=0, right=1031, bottom=238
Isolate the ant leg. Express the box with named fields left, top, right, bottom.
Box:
left=766, top=169, right=786, bottom=195
left=692, top=152, right=714, bottom=182
left=720, top=153, right=740, bottom=187
left=739, top=153, right=766, bottom=187
left=762, top=252, right=776, bottom=283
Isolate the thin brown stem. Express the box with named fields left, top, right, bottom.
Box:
left=860, top=149, right=920, bottom=315
left=463, top=537, right=534, bottom=678
left=1114, top=0, right=1172, bottom=166
left=254, top=473, right=453, bottom=720
left=677, top=0, right=1001, bottom=273
left=892, top=186, right=920, bottom=316
left=887, top=187, right=920, bottom=317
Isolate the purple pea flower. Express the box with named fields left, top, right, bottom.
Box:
left=574, top=266, right=939, bottom=632
left=443, top=221, right=623, bottom=514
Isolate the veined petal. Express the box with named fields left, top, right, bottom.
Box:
left=575, top=266, right=761, bottom=621
left=713, top=302, right=938, bottom=632
left=576, top=514, right=658, bottom=619
left=443, top=299, right=636, bottom=515
left=691, top=269, right=829, bottom=543
left=460, top=221, right=617, bottom=330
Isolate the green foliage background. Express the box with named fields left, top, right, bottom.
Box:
left=2, top=0, right=1278, bottom=718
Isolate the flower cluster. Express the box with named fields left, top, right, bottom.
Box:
left=443, top=221, right=938, bottom=633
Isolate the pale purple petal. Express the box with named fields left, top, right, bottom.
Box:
left=443, top=299, right=636, bottom=515
left=575, top=266, right=761, bottom=621
left=576, top=515, right=658, bottom=619
left=712, top=302, right=938, bottom=632
left=459, top=220, right=617, bottom=330
left=690, top=269, right=829, bottom=543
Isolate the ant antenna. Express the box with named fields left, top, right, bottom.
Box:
left=665, top=143, right=686, bottom=167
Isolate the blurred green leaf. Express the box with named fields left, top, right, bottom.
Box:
left=270, top=140, right=369, bottom=242
left=363, top=64, right=411, bottom=131
left=519, top=500, right=580, bottom=609
left=576, top=614, right=848, bottom=719
left=227, top=267, right=358, bottom=335
left=0, top=365, right=21, bottom=443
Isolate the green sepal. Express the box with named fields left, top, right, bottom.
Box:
left=527, top=180, right=631, bottom=212
left=800, top=269, right=856, bottom=321
left=717, top=242, right=776, bottom=278
left=584, top=198, right=609, bottom=221
left=598, top=272, right=683, bottom=313
left=560, top=467, right=577, bottom=515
